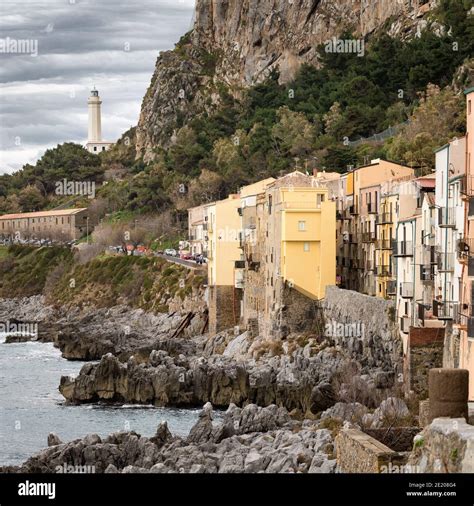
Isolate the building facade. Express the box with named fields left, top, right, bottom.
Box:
left=0, top=208, right=92, bottom=242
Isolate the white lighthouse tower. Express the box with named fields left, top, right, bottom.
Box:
left=85, top=88, right=113, bottom=154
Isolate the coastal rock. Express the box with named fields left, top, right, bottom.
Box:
left=14, top=404, right=335, bottom=475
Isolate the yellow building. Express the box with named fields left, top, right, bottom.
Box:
left=278, top=187, right=336, bottom=300
left=375, top=191, right=398, bottom=298
left=205, top=195, right=242, bottom=334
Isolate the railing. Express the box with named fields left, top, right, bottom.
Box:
left=422, top=244, right=437, bottom=264
left=376, top=265, right=391, bottom=277
left=376, top=212, right=393, bottom=225
left=437, top=252, right=455, bottom=272
left=438, top=207, right=456, bottom=228
left=433, top=300, right=458, bottom=320
left=386, top=280, right=397, bottom=295
left=393, top=241, right=414, bottom=257
left=400, top=316, right=411, bottom=334
left=457, top=238, right=474, bottom=259
left=376, top=239, right=392, bottom=250
left=367, top=203, right=377, bottom=214
left=349, top=234, right=359, bottom=244
left=361, top=232, right=376, bottom=243
left=460, top=175, right=474, bottom=197
left=400, top=282, right=414, bottom=298
left=420, top=265, right=435, bottom=282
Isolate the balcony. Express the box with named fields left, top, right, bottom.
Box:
left=393, top=241, right=414, bottom=257
left=376, top=265, right=391, bottom=277
left=460, top=175, right=474, bottom=198
left=376, top=212, right=393, bottom=225
left=433, top=300, right=458, bottom=320
left=438, top=207, right=456, bottom=228
left=420, top=265, right=435, bottom=282
left=437, top=252, right=455, bottom=272
left=349, top=205, right=359, bottom=216
left=457, top=238, right=474, bottom=261
left=422, top=244, right=437, bottom=265
left=400, top=282, right=414, bottom=298
left=400, top=316, right=411, bottom=334
left=386, top=280, right=397, bottom=296
left=367, top=203, right=377, bottom=214
left=361, top=232, right=376, bottom=243
left=375, top=239, right=392, bottom=250
left=349, top=234, right=359, bottom=244
left=469, top=318, right=474, bottom=338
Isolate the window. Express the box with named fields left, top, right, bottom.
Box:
left=304, top=242, right=310, bottom=252
left=102, top=147, right=106, bottom=151
left=298, top=221, right=306, bottom=231
left=93, top=146, right=97, bottom=152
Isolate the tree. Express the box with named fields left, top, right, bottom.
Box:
left=18, top=185, right=46, bottom=212
left=272, top=106, right=318, bottom=158
left=386, top=84, right=465, bottom=173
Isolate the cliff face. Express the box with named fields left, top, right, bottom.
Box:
left=136, top=0, right=437, bottom=161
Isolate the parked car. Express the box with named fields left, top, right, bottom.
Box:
left=164, top=248, right=177, bottom=257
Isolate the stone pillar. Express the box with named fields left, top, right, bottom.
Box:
left=428, top=368, right=469, bottom=423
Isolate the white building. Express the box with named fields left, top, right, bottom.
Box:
left=85, top=88, right=114, bottom=154
left=433, top=138, right=466, bottom=322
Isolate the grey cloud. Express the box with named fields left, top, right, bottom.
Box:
left=0, top=0, right=195, bottom=173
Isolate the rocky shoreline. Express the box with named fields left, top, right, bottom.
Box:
left=0, top=295, right=411, bottom=474
left=3, top=403, right=337, bottom=474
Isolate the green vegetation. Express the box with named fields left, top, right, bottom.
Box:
left=0, top=245, right=205, bottom=311
left=0, top=245, right=73, bottom=297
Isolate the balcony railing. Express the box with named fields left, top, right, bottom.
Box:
left=469, top=318, right=474, bottom=338
left=349, top=234, right=359, bottom=244
left=460, top=175, right=474, bottom=197
left=367, top=203, right=377, bottom=214
left=376, top=265, right=391, bottom=277
left=422, top=245, right=437, bottom=265
left=393, top=241, right=414, bottom=257
left=437, top=252, right=455, bottom=272
left=376, top=239, right=392, bottom=250
left=457, top=238, right=474, bottom=260
left=400, top=316, right=411, bottom=334
left=400, top=282, right=414, bottom=298
left=420, top=265, right=435, bottom=282
left=433, top=300, right=458, bottom=320
left=438, top=207, right=456, bottom=228
left=361, top=232, right=376, bottom=243
left=386, top=280, right=397, bottom=295
left=376, top=212, right=393, bottom=225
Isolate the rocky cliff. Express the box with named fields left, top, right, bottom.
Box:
left=136, top=0, right=437, bottom=160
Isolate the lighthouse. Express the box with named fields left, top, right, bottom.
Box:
left=85, top=88, right=114, bottom=154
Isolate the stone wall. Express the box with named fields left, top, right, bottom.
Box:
left=408, top=418, right=474, bottom=473
left=321, top=286, right=402, bottom=377
left=336, top=429, right=407, bottom=473
left=408, top=327, right=444, bottom=397
left=208, top=285, right=242, bottom=335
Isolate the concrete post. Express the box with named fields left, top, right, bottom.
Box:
left=428, top=368, right=469, bottom=423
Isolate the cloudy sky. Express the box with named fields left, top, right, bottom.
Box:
left=0, top=0, right=196, bottom=174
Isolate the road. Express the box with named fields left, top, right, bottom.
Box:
left=157, top=254, right=207, bottom=271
